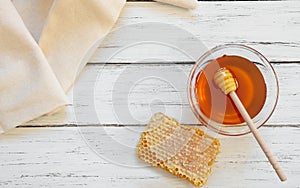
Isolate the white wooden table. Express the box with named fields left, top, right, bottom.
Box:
left=1, top=2, right=300, bottom=187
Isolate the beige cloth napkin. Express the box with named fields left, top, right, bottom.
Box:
left=0, top=0, right=197, bottom=133
left=0, top=0, right=67, bottom=133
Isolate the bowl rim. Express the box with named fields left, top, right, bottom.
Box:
left=187, top=43, right=279, bottom=136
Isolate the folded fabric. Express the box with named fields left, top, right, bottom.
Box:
left=12, top=0, right=55, bottom=41
left=1, top=0, right=198, bottom=133
left=0, top=0, right=67, bottom=133
left=39, top=0, right=127, bottom=91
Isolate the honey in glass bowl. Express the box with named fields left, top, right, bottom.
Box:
left=195, top=55, right=266, bottom=125
left=188, top=44, right=279, bottom=136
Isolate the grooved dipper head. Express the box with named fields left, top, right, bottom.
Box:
left=214, top=68, right=237, bottom=95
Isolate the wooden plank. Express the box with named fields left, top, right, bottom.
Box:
left=25, top=63, right=300, bottom=126
left=89, top=2, right=300, bottom=63
left=0, top=126, right=299, bottom=187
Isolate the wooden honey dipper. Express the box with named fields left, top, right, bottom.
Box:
left=214, top=68, right=287, bottom=182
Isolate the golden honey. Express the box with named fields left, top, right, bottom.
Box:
left=195, top=55, right=266, bottom=124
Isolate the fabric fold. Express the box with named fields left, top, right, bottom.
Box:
left=39, top=0, right=126, bottom=91
left=11, top=0, right=55, bottom=41
left=0, top=0, right=67, bottom=133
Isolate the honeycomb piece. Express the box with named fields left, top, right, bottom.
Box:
left=137, top=113, right=220, bottom=187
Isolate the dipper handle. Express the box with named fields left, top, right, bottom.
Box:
left=214, top=68, right=287, bottom=182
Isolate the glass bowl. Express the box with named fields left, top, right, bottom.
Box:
left=188, top=44, right=279, bottom=136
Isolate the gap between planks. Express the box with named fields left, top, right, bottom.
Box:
left=88, top=1, right=300, bottom=63
left=0, top=126, right=299, bottom=188
left=25, top=63, right=300, bottom=127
